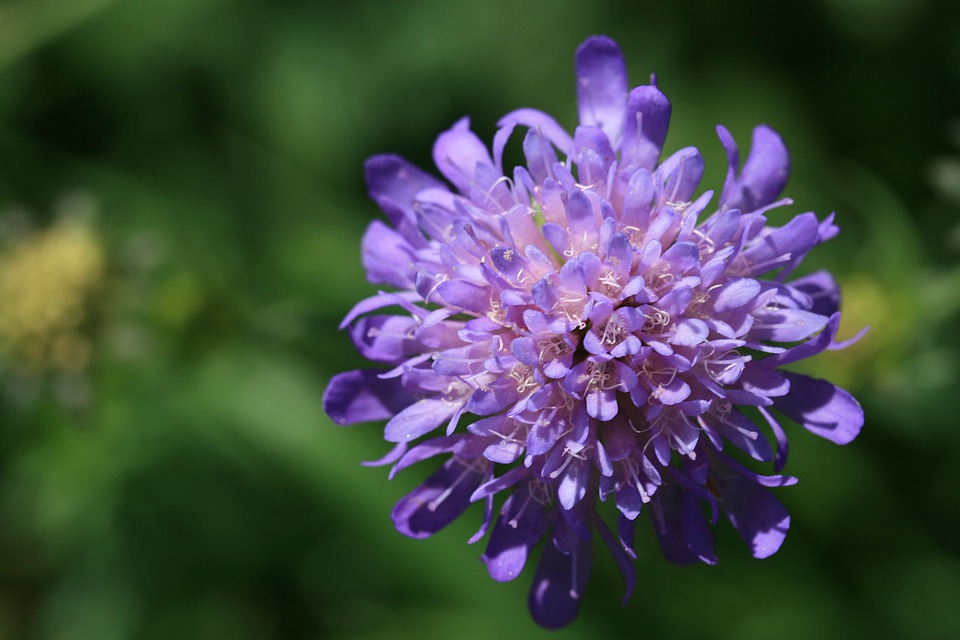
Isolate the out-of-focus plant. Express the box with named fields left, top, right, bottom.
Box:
left=0, top=195, right=104, bottom=408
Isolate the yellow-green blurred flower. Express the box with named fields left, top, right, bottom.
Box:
left=0, top=219, right=104, bottom=376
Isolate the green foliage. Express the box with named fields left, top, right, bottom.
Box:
left=0, top=0, right=959, bottom=638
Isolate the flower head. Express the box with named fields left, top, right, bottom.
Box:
left=323, top=35, right=864, bottom=628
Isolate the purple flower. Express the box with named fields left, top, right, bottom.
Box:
left=323, top=35, right=864, bottom=629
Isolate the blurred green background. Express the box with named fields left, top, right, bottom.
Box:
left=0, top=0, right=959, bottom=638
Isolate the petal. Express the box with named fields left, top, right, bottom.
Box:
left=498, top=108, right=574, bottom=154
left=681, top=490, right=717, bottom=564
left=719, top=125, right=790, bottom=212
left=528, top=531, right=592, bottom=629
left=649, top=482, right=701, bottom=564
left=392, top=434, right=465, bottom=475
left=750, top=308, right=829, bottom=343
left=436, top=279, right=490, bottom=314
left=711, top=278, right=761, bottom=313
left=365, top=154, right=447, bottom=227
left=621, top=84, right=671, bottom=169
left=323, top=370, right=414, bottom=425
left=790, top=270, right=841, bottom=317
left=360, top=220, right=416, bottom=288
left=713, top=459, right=791, bottom=559
left=575, top=36, right=628, bottom=145
left=767, top=312, right=841, bottom=366
left=349, top=315, right=419, bottom=364
left=669, top=318, right=709, bottom=346
left=572, top=125, right=616, bottom=187
left=739, top=212, right=819, bottom=276
left=556, top=458, right=591, bottom=509
left=471, top=464, right=529, bottom=502
left=482, top=482, right=548, bottom=582
left=656, top=147, right=705, bottom=206
left=775, top=372, right=864, bottom=444
left=521, top=126, right=560, bottom=184
left=391, top=456, right=486, bottom=539
left=707, top=408, right=774, bottom=462
left=432, top=117, right=495, bottom=193
left=593, top=514, right=636, bottom=603
left=384, top=397, right=461, bottom=442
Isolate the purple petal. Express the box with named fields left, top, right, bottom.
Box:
left=471, top=464, right=529, bottom=502
left=767, top=312, right=841, bottom=366
left=740, top=212, right=819, bottom=276
left=432, top=117, right=494, bottom=193
left=669, top=318, right=709, bottom=346
left=790, top=270, right=841, bottom=317
left=649, top=483, right=701, bottom=564
left=703, top=409, right=773, bottom=462
left=349, top=315, right=418, bottom=364
left=365, top=154, right=446, bottom=227
left=384, top=397, right=461, bottom=442
left=573, top=125, right=616, bottom=187
left=656, top=147, right=704, bottom=205
left=618, top=514, right=637, bottom=559
left=528, top=531, right=592, bottom=629
left=391, top=456, right=487, bottom=539
left=360, top=221, right=416, bottom=288
left=575, top=36, right=628, bottom=145
left=750, top=308, right=829, bottom=343
left=556, top=458, right=590, bottom=510
left=323, top=370, right=414, bottom=425
left=339, top=291, right=421, bottom=329
left=436, top=279, right=490, bottom=314
left=681, top=490, right=717, bottom=564
left=522, top=127, right=560, bottom=184
left=775, top=372, right=864, bottom=444
left=621, top=84, right=671, bottom=169
left=392, top=434, right=465, bottom=475
left=498, top=108, right=574, bottom=154
left=713, top=459, right=791, bottom=559
left=593, top=514, right=636, bottom=603
left=482, top=482, right=547, bottom=582
left=719, top=125, right=790, bottom=212
left=469, top=494, right=495, bottom=544
left=712, top=278, right=761, bottom=313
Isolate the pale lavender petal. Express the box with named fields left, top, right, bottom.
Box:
left=767, top=312, right=841, bottom=366
left=361, top=221, right=416, bottom=288
left=436, top=279, right=490, bottom=314
left=432, top=117, right=495, bottom=193
left=384, top=397, right=461, bottom=442
left=575, top=35, right=628, bottom=145
left=498, top=108, right=574, bottom=153
left=392, top=435, right=465, bottom=475
left=712, top=278, right=761, bottom=313
left=750, top=308, right=829, bottom=343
